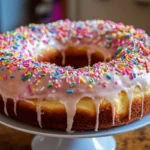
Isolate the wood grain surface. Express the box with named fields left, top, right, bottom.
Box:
left=0, top=124, right=150, bottom=150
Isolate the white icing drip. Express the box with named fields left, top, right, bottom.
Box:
left=111, top=101, right=116, bottom=126
left=36, top=104, right=42, bottom=128
left=60, top=98, right=80, bottom=132
left=140, top=91, right=144, bottom=118
left=14, top=99, right=18, bottom=116
left=93, top=98, right=102, bottom=131
left=129, top=100, right=133, bottom=120
left=3, top=97, right=9, bottom=116
left=124, top=87, right=135, bottom=120
left=87, top=49, right=93, bottom=65
left=87, top=46, right=114, bottom=65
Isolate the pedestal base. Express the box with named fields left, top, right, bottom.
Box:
left=32, top=135, right=116, bottom=150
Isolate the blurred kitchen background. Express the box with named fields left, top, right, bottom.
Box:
left=0, top=0, right=150, bottom=34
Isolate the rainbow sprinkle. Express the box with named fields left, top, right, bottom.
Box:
left=0, top=19, right=149, bottom=98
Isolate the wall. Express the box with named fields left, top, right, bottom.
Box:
left=0, top=0, right=29, bottom=32
left=68, top=0, right=150, bottom=33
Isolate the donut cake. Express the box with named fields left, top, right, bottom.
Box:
left=0, top=19, right=150, bottom=132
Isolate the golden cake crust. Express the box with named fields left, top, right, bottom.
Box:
left=0, top=92, right=150, bottom=131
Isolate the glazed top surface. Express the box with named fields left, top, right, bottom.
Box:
left=0, top=19, right=150, bottom=101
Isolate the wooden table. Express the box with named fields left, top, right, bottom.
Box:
left=0, top=124, right=150, bottom=150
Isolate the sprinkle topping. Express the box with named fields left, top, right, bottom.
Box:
left=0, top=19, right=149, bottom=98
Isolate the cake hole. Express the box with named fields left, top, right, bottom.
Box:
left=37, top=46, right=113, bottom=68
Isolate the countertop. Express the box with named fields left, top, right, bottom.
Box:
left=0, top=124, right=150, bottom=150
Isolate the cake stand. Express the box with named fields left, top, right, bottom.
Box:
left=0, top=113, right=150, bottom=150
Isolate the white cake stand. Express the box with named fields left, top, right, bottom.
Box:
left=0, top=113, right=150, bottom=150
